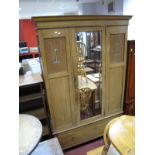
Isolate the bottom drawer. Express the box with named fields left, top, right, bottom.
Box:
left=56, top=114, right=121, bottom=149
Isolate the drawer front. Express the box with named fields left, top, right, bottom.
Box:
left=56, top=114, right=121, bottom=149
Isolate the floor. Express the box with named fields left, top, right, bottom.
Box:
left=64, top=138, right=103, bottom=155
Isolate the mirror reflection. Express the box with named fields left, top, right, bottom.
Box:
left=76, top=31, right=102, bottom=120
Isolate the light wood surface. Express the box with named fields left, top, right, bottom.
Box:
left=38, top=28, right=74, bottom=132
left=86, top=116, right=121, bottom=155
left=49, top=77, right=72, bottom=131
left=33, top=15, right=132, bottom=22
left=106, top=26, right=127, bottom=115
left=33, top=15, right=131, bottom=29
left=31, top=137, right=64, bottom=155
left=109, top=68, right=123, bottom=113
left=45, top=36, right=68, bottom=74
left=19, top=114, right=42, bottom=155
left=33, top=15, right=131, bottom=148
left=56, top=114, right=122, bottom=149
left=108, top=115, right=135, bottom=155
left=19, top=73, right=43, bottom=87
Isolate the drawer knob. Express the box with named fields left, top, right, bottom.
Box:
left=54, top=31, right=61, bottom=35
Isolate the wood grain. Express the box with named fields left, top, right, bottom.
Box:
left=34, top=15, right=131, bottom=149
left=33, top=15, right=132, bottom=22
left=56, top=114, right=122, bottom=149
left=106, top=26, right=128, bottom=116
left=108, top=67, right=123, bottom=114
left=109, top=115, right=135, bottom=155
left=49, top=77, right=72, bottom=131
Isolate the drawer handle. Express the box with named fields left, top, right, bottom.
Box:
left=54, top=31, right=61, bottom=35
left=52, top=48, right=60, bottom=64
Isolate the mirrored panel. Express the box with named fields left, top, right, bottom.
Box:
left=76, top=31, right=102, bottom=120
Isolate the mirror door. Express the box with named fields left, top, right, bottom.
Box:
left=73, top=29, right=104, bottom=121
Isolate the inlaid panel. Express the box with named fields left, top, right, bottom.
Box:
left=110, top=34, right=125, bottom=63
left=44, top=37, right=68, bottom=74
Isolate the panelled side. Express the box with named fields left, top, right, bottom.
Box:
left=105, top=26, right=128, bottom=115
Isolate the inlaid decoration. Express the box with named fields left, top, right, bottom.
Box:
left=44, top=37, right=68, bottom=74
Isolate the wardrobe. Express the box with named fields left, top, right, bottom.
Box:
left=33, top=15, right=132, bottom=149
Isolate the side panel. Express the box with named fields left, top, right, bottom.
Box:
left=105, top=26, right=128, bottom=115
